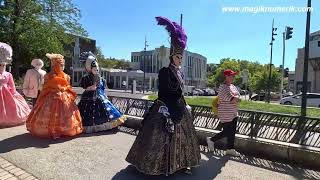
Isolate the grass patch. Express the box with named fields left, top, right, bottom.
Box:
left=147, top=95, right=320, bottom=118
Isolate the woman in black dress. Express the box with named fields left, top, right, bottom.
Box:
left=126, top=16, right=201, bottom=176
left=77, top=52, right=126, bottom=133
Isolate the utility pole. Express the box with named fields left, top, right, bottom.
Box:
left=143, top=35, right=148, bottom=94
left=180, top=14, right=188, bottom=96
left=301, top=0, right=312, bottom=117
left=267, top=19, right=277, bottom=103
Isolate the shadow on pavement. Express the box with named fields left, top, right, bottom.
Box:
left=112, top=144, right=320, bottom=180
left=117, top=128, right=320, bottom=179
left=228, top=153, right=320, bottom=180
left=200, top=146, right=320, bottom=180
left=112, top=153, right=230, bottom=180
left=0, top=128, right=119, bottom=154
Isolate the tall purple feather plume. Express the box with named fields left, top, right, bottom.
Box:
left=155, top=16, right=187, bottom=50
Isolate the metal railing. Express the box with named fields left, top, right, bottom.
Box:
left=19, top=86, right=320, bottom=149
left=108, top=96, right=320, bottom=148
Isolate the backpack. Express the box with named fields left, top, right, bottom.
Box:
left=211, top=96, right=219, bottom=116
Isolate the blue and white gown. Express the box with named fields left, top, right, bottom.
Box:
left=78, top=73, right=126, bottom=133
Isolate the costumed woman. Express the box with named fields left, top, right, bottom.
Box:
left=126, top=16, right=201, bottom=176
left=23, top=58, right=47, bottom=106
left=26, top=53, right=83, bottom=138
left=0, top=42, right=31, bottom=127
left=77, top=51, right=126, bottom=133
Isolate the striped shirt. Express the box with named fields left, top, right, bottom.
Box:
left=217, top=83, right=240, bottom=123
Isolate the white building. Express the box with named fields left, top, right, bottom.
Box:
left=294, top=31, right=320, bottom=93
left=131, top=45, right=207, bottom=88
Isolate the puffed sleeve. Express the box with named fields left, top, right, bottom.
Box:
left=7, top=73, right=16, bottom=94
left=79, top=75, right=94, bottom=89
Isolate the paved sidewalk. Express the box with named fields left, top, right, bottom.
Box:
left=0, top=156, right=38, bottom=180
left=1, top=125, right=320, bottom=180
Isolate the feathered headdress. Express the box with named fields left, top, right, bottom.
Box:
left=155, top=16, right=187, bottom=56
left=0, top=42, right=13, bottom=64
left=79, top=51, right=98, bottom=72
left=46, top=53, right=64, bottom=65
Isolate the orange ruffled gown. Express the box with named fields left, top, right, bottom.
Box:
left=26, top=72, right=83, bottom=138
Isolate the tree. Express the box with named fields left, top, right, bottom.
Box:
left=206, top=57, right=281, bottom=93
left=95, top=46, right=105, bottom=61
left=251, top=65, right=281, bottom=92
left=213, top=59, right=241, bottom=86
left=0, top=0, right=87, bottom=77
left=207, top=63, right=219, bottom=76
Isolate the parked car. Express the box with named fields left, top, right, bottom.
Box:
left=202, top=88, right=216, bottom=96
left=194, top=89, right=204, bottom=96
left=251, top=93, right=266, bottom=101
left=283, top=91, right=294, bottom=97
left=240, top=90, right=249, bottom=95
left=280, top=93, right=320, bottom=107
left=192, top=90, right=200, bottom=96
left=270, top=92, right=281, bottom=100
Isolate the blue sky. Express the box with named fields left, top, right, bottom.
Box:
left=74, top=0, right=320, bottom=70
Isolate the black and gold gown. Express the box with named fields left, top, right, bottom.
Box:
left=126, top=64, right=201, bottom=176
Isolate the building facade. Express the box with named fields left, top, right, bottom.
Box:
left=294, top=31, right=320, bottom=93
left=288, top=71, right=295, bottom=93
left=65, top=34, right=96, bottom=86
left=131, top=45, right=207, bottom=89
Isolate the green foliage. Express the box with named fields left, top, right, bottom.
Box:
left=148, top=95, right=320, bottom=117
left=212, top=58, right=241, bottom=87
left=0, top=0, right=87, bottom=76
left=96, top=46, right=130, bottom=69
left=251, top=65, right=281, bottom=92
left=207, top=58, right=281, bottom=92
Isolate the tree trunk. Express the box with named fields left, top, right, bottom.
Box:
left=11, top=0, right=21, bottom=77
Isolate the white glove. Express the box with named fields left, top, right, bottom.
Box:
left=186, top=105, right=192, bottom=114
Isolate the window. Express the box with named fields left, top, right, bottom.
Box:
left=318, top=41, right=320, bottom=47
left=307, top=94, right=320, bottom=99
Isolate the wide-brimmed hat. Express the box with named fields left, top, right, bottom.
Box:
left=223, top=69, right=238, bottom=77
left=0, top=42, right=13, bottom=64
left=31, top=58, right=44, bottom=68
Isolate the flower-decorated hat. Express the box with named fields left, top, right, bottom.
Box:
left=0, top=42, right=13, bottom=64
